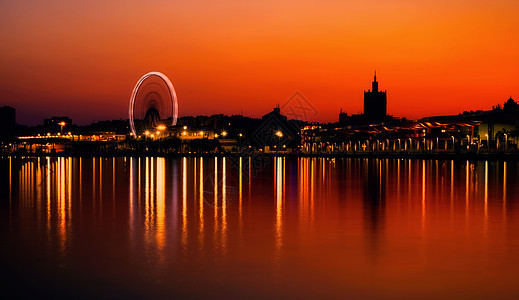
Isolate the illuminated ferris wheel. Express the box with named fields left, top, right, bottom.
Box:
left=129, top=72, right=178, bottom=138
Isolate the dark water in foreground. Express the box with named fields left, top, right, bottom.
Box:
left=1, top=157, right=519, bottom=299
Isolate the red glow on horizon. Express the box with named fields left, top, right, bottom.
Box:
left=1, top=0, right=518, bottom=125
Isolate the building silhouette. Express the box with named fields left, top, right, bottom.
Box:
left=0, top=106, right=16, bottom=140
left=503, top=96, right=519, bottom=111
left=363, top=72, right=387, bottom=121
left=251, top=106, right=300, bottom=150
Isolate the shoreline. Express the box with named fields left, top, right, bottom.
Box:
left=3, top=151, right=519, bottom=161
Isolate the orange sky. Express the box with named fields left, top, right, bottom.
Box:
left=1, top=0, right=518, bottom=125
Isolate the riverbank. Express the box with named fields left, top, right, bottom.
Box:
left=3, top=150, right=519, bottom=161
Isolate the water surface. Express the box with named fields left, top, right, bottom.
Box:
left=1, top=157, right=519, bottom=299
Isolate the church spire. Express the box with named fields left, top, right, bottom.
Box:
left=372, top=71, right=378, bottom=92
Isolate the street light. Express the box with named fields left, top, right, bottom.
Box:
left=58, top=121, right=66, bottom=135
left=155, top=125, right=166, bottom=140
left=181, top=131, right=187, bottom=153
left=222, top=131, right=227, bottom=137
left=451, top=136, right=455, bottom=150
left=275, top=131, right=283, bottom=152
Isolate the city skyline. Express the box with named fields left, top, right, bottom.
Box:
left=4, top=72, right=517, bottom=127
left=1, top=1, right=518, bottom=125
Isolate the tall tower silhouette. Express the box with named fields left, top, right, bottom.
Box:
left=363, top=71, right=387, bottom=122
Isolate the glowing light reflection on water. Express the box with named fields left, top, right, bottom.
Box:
left=2, top=157, right=519, bottom=299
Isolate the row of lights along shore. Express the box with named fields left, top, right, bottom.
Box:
left=18, top=122, right=286, bottom=144
left=132, top=125, right=280, bottom=141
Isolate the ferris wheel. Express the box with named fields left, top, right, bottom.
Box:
left=129, top=72, right=178, bottom=138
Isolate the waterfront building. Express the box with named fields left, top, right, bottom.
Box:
left=304, top=97, right=519, bottom=154
left=252, top=106, right=301, bottom=152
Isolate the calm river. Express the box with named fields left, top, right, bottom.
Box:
left=1, top=157, right=519, bottom=299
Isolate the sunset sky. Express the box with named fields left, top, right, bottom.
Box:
left=1, top=0, right=518, bottom=125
